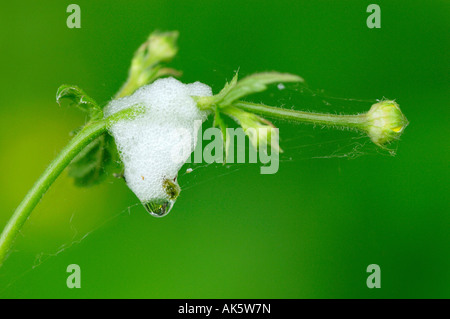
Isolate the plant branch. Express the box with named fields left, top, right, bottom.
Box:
left=0, top=107, right=142, bottom=266
left=233, top=101, right=367, bottom=129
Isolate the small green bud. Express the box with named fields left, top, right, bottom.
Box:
left=364, top=100, right=409, bottom=146
left=131, top=31, right=178, bottom=71
left=223, top=106, right=282, bottom=153
left=145, top=31, right=179, bottom=63
left=116, top=30, right=180, bottom=98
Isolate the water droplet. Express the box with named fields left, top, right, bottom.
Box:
left=142, top=198, right=175, bottom=217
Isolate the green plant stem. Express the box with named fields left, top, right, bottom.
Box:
left=0, top=107, right=142, bottom=266
left=116, top=78, right=139, bottom=99
left=233, top=101, right=368, bottom=129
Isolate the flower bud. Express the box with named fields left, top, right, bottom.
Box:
left=224, top=106, right=281, bottom=153
left=145, top=31, right=179, bottom=63
left=365, top=100, right=408, bottom=146
left=117, top=30, right=180, bottom=98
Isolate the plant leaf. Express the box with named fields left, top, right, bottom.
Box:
left=115, top=30, right=180, bottom=98
left=61, top=31, right=182, bottom=187
left=221, top=105, right=282, bottom=154
left=194, top=73, right=239, bottom=110
left=221, top=72, right=303, bottom=106
left=195, top=71, right=303, bottom=111
left=214, top=72, right=239, bottom=103
left=56, top=85, right=103, bottom=120
left=67, top=135, right=109, bottom=186
left=67, top=134, right=123, bottom=187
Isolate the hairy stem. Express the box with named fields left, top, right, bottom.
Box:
left=0, top=107, right=142, bottom=266
left=233, top=101, right=367, bottom=129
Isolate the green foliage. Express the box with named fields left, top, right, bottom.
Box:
left=55, top=84, right=120, bottom=186
left=219, top=72, right=303, bottom=106
left=67, top=135, right=108, bottom=186
left=115, top=30, right=181, bottom=98
left=221, top=105, right=281, bottom=154
left=196, top=71, right=303, bottom=110
left=56, top=30, right=181, bottom=187
left=196, top=71, right=302, bottom=156
left=56, top=85, right=103, bottom=120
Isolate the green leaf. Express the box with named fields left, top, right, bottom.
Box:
left=221, top=105, right=282, bottom=153
left=56, top=85, right=103, bottom=120
left=56, top=85, right=125, bottom=187
left=67, top=135, right=108, bottom=186
left=213, top=72, right=239, bottom=102
left=62, top=31, right=181, bottom=187
left=67, top=134, right=123, bottom=187
left=221, top=72, right=303, bottom=106
left=195, top=73, right=238, bottom=110
left=55, top=85, right=122, bottom=187
left=115, top=30, right=181, bottom=98
left=195, top=71, right=303, bottom=111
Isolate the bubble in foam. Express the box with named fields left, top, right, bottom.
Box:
left=104, top=77, right=212, bottom=217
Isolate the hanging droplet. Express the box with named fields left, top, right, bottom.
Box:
left=141, top=178, right=180, bottom=217
left=143, top=198, right=175, bottom=217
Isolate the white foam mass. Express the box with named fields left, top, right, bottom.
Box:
left=104, top=77, right=212, bottom=203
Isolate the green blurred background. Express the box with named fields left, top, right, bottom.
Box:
left=0, top=0, right=448, bottom=298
